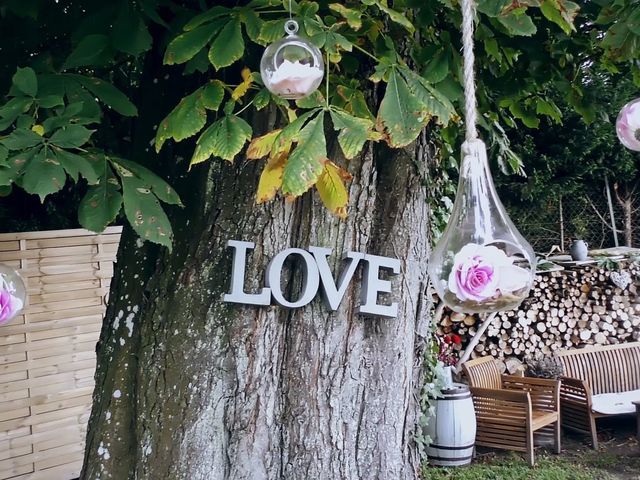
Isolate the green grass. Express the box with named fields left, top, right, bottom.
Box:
left=422, top=453, right=618, bottom=480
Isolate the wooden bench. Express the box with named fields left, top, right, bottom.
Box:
left=555, top=342, right=640, bottom=448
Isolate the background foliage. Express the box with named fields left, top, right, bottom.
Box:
left=0, top=0, right=638, bottom=249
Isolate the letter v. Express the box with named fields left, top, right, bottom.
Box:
left=309, top=247, right=364, bottom=311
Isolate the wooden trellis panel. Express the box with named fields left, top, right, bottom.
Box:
left=0, top=227, right=122, bottom=480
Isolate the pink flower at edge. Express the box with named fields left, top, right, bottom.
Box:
left=447, top=243, right=530, bottom=303
left=617, top=100, right=640, bottom=151
left=0, top=289, right=16, bottom=324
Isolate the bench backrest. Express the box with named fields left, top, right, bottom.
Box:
left=555, top=342, right=640, bottom=395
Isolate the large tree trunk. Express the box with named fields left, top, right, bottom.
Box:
left=81, top=97, right=434, bottom=478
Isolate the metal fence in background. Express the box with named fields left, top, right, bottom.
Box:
left=504, top=180, right=639, bottom=255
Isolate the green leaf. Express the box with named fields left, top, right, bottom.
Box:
left=1, top=128, right=43, bottom=150
left=64, top=34, right=111, bottom=69
left=628, top=7, right=640, bottom=36
left=38, top=95, right=64, bottom=108
left=201, top=80, right=225, bottom=110
left=184, top=6, right=230, bottom=31
left=376, top=70, right=428, bottom=147
left=111, top=157, right=182, bottom=206
left=282, top=112, right=326, bottom=197
left=0, top=97, right=33, bottom=125
left=121, top=176, right=173, bottom=250
left=258, top=20, right=287, bottom=44
left=78, top=163, right=123, bottom=232
left=499, top=13, right=537, bottom=36
left=535, top=97, right=562, bottom=123
left=376, top=2, right=415, bottom=33
left=54, top=148, right=99, bottom=183
left=540, top=0, right=576, bottom=34
left=164, top=21, right=224, bottom=65
left=423, top=49, right=449, bottom=84
left=49, top=125, right=94, bottom=148
left=1, top=148, right=39, bottom=185
left=64, top=80, right=102, bottom=121
left=190, top=115, right=252, bottom=166
left=329, top=4, right=363, bottom=30
left=0, top=145, right=7, bottom=165
left=477, top=0, right=510, bottom=17
left=330, top=110, right=372, bottom=159
left=112, top=9, right=152, bottom=56
left=155, top=89, right=207, bottom=152
left=240, top=8, right=263, bottom=43
left=21, top=147, right=67, bottom=200
left=71, top=75, right=138, bottom=117
left=254, top=88, right=272, bottom=111
left=12, top=67, right=38, bottom=97
left=401, top=68, right=456, bottom=126
left=208, top=18, right=245, bottom=70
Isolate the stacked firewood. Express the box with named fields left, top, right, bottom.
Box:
left=438, top=261, right=640, bottom=372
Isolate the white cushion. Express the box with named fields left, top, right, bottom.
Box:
left=591, top=389, right=640, bottom=415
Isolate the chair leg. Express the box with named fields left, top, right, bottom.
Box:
left=526, top=428, right=535, bottom=466
left=590, top=415, right=599, bottom=449
left=554, top=421, right=561, bottom=454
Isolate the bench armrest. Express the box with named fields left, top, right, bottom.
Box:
left=501, top=375, right=560, bottom=413
left=559, top=376, right=593, bottom=410
left=470, top=387, right=532, bottom=424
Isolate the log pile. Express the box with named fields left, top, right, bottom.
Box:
left=438, top=261, right=640, bottom=372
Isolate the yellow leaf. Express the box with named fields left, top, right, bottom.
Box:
left=316, top=160, right=351, bottom=219
left=246, top=129, right=282, bottom=160
left=256, top=152, right=287, bottom=204
left=31, top=124, right=44, bottom=136
left=231, top=67, right=253, bottom=101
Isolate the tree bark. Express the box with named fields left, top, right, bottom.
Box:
left=81, top=98, right=434, bottom=478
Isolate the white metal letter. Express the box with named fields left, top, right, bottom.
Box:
left=223, top=240, right=271, bottom=305
left=357, top=254, right=400, bottom=318
left=266, top=248, right=320, bottom=308
left=309, top=247, right=364, bottom=311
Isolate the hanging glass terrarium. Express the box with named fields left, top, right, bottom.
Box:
left=616, top=97, right=640, bottom=151
left=0, top=264, right=26, bottom=326
left=260, top=19, right=324, bottom=100
left=427, top=0, right=536, bottom=315
left=428, top=140, right=536, bottom=314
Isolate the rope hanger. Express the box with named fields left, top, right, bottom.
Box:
left=461, top=0, right=479, bottom=143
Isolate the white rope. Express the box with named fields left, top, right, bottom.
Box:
left=461, top=0, right=478, bottom=142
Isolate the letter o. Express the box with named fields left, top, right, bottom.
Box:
left=266, top=248, right=320, bottom=308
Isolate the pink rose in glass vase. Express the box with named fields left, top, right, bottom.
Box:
left=0, top=289, right=20, bottom=325
left=448, top=243, right=530, bottom=303
left=616, top=98, right=640, bottom=152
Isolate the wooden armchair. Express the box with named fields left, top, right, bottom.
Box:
left=462, top=356, right=561, bottom=466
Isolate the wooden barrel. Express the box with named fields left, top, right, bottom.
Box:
left=425, top=383, right=476, bottom=467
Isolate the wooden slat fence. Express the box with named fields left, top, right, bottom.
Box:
left=0, top=227, right=122, bottom=480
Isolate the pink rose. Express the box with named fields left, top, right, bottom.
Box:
left=616, top=99, right=640, bottom=152
left=0, top=289, right=16, bottom=324
left=447, top=244, right=530, bottom=303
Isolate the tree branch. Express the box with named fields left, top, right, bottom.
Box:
left=587, top=198, right=623, bottom=233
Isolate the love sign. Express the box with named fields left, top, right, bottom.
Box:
left=223, top=240, right=401, bottom=318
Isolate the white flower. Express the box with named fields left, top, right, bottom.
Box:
left=268, top=60, right=323, bottom=97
